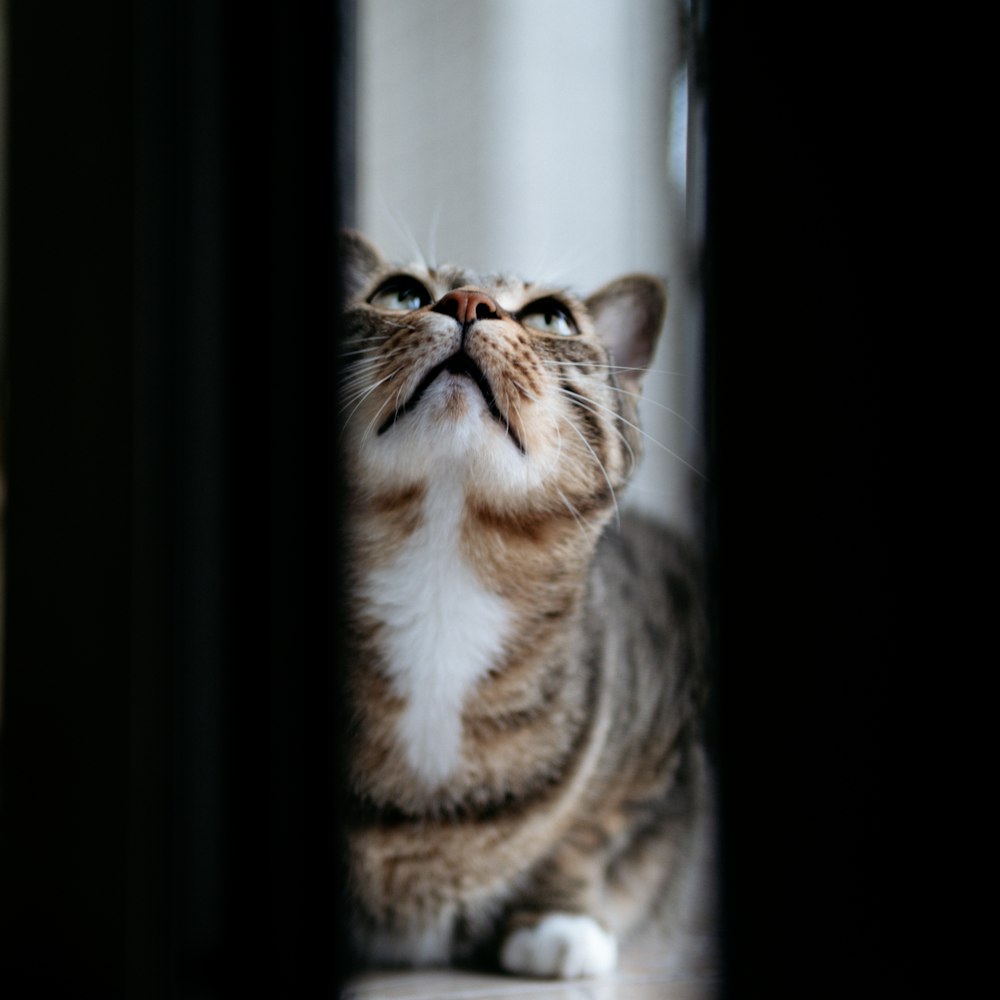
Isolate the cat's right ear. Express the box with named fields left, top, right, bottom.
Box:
left=585, top=275, right=667, bottom=389
left=341, top=230, right=386, bottom=301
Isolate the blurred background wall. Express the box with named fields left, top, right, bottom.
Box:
left=355, top=0, right=703, bottom=533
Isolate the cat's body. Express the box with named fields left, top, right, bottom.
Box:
left=340, top=232, right=712, bottom=979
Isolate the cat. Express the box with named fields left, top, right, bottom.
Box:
left=339, top=230, right=713, bottom=980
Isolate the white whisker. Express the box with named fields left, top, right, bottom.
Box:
left=555, top=485, right=591, bottom=544
left=558, top=411, right=621, bottom=530
left=360, top=389, right=399, bottom=445
left=560, top=385, right=705, bottom=481
left=509, top=378, right=541, bottom=404
left=541, top=358, right=690, bottom=380
left=339, top=367, right=401, bottom=431
left=380, top=205, right=429, bottom=271
left=340, top=342, right=393, bottom=360
left=603, top=383, right=700, bottom=434
left=339, top=366, right=396, bottom=399
left=558, top=386, right=639, bottom=474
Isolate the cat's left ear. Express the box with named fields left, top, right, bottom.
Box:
left=341, top=230, right=387, bottom=302
left=585, top=275, right=667, bottom=388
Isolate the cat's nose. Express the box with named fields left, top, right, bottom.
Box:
left=431, top=289, right=500, bottom=327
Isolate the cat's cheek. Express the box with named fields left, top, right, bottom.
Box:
left=499, top=913, right=618, bottom=979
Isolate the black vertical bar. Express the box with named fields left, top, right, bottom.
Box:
left=218, top=1, right=348, bottom=992
left=1, top=1, right=137, bottom=995
left=134, top=1, right=229, bottom=994
left=147, top=0, right=350, bottom=994
left=2, top=0, right=351, bottom=995
left=703, top=1, right=924, bottom=994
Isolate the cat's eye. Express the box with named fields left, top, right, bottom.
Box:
left=368, top=275, right=432, bottom=312
left=518, top=298, right=578, bottom=337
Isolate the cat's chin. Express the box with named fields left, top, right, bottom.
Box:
left=356, top=390, right=560, bottom=500
left=379, top=369, right=525, bottom=456
left=378, top=351, right=526, bottom=453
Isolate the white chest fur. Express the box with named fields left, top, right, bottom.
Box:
left=360, top=479, right=511, bottom=787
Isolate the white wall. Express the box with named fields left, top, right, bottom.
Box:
left=357, top=0, right=702, bottom=532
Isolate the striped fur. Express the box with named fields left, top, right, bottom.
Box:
left=340, top=232, right=713, bottom=978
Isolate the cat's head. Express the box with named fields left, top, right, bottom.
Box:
left=340, top=231, right=665, bottom=526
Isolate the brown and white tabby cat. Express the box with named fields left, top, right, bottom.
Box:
left=340, top=231, right=712, bottom=980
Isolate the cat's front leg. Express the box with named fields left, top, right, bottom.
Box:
left=497, top=837, right=622, bottom=979
left=499, top=911, right=618, bottom=979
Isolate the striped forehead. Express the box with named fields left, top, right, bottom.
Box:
left=427, top=265, right=529, bottom=312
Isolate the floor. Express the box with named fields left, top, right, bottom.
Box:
left=342, top=935, right=719, bottom=1000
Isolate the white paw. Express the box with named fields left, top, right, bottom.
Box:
left=500, top=913, right=618, bottom=979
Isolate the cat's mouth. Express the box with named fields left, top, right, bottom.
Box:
left=376, top=350, right=525, bottom=453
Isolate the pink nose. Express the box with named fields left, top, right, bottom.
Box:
left=432, top=288, right=500, bottom=326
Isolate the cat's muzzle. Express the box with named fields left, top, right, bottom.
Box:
left=376, top=348, right=524, bottom=454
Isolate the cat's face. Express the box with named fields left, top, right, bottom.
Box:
left=340, top=231, right=665, bottom=524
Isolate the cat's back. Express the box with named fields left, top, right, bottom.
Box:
left=594, top=511, right=703, bottom=618
left=585, top=511, right=709, bottom=815
left=590, top=509, right=706, bottom=698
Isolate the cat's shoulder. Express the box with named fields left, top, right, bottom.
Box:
left=591, top=510, right=705, bottom=659
left=597, top=510, right=701, bottom=589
